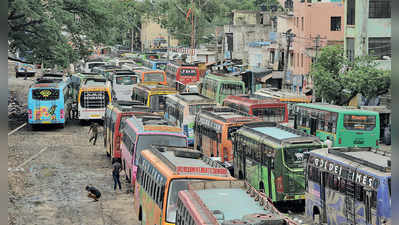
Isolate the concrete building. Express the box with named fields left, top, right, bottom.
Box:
left=223, top=10, right=276, bottom=64
left=291, top=0, right=345, bottom=93
left=140, top=18, right=179, bottom=51
left=343, top=0, right=391, bottom=70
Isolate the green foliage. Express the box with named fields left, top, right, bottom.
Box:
left=8, top=0, right=141, bottom=67
left=310, top=45, right=391, bottom=105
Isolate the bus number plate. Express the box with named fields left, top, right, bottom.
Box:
left=90, top=114, right=100, bottom=118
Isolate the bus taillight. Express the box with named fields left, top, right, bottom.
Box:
left=60, top=109, right=64, bottom=119
left=28, top=109, right=32, bottom=119
left=338, top=138, right=342, bottom=144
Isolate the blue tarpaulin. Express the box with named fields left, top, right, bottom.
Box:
left=248, top=41, right=271, bottom=47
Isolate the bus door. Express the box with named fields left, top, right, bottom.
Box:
left=320, top=171, right=328, bottom=223
left=310, top=116, right=317, bottom=135
left=364, top=187, right=377, bottom=225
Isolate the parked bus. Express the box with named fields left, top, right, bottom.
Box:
left=223, top=95, right=289, bottom=123
left=83, top=61, right=106, bottom=73
left=28, top=78, right=72, bottom=128
left=166, top=61, right=200, bottom=87
left=120, top=116, right=187, bottom=188
left=132, top=84, right=178, bottom=114
left=77, top=77, right=111, bottom=121
left=134, top=68, right=168, bottom=86
left=305, top=147, right=391, bottom=225
left=233, top=121, right=323, bottom=205
left=164, top=93, right=217, bottom=145
left=109, top=70, right=139, bottom=101
left=194, top=107, right=262, bottom=163
left=176, top=180, right=297, bottom=225
left=134, top=146, right=234, bottom=225
left=294, top=103, right=380, bottom=148
left=103, top=101, right=153, bottom=163
left=254, top=88, right=311, bottom=119
left=134, top=52, right=160, bottom=65
left=143, top=58, right=167, bottom=70
left=15, top=62, right=36, bottom=77
left=200, top=73, right=246, bottom=104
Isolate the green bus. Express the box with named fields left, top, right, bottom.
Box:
left=294, top=103, right=380, bottom=148
left=200, top=73, right=246, bottom=105
left=233, top=121, right=323, bottom=205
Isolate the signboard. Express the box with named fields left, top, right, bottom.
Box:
left=176, top=166, right=228, bottom=176
left=84, top=91, right=104, bottom=100
left=197, top=116, right=222, bottom=132
left=311, top=156, right=379, bottom=189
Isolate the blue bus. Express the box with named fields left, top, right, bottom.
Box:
left=28, top=78, right=72, bottom=128
left=143, top=59, right=167, bottom=70
left=305, top=147, right=391, bottom=225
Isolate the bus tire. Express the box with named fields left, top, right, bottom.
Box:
left=313, top=206, right=321, bottom=224
left=138, top=206, right=143, bottom=222
left=106, top=151, right=110, bottom=157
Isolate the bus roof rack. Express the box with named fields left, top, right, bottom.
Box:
left=242, top=121, right=320, bottom=144
left=327, top=147, right=391, bottom=172
left=149, top=145, right=229, bottom=176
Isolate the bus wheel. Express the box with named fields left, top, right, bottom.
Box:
left=313, top=206, right=321, bottom=224
left=106, top=151, right=110, bottom=157
left=59, top=123, right=65, bottom=129
left=138, top=206, right=143, bottom=223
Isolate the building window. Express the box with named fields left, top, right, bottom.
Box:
left=369, top=0, right=391, bottom=18
left=346, top=38, right=355, bottom=62
left=297, top=53, right=300, bottom=67
left=296, top=17, right=299, bottom=27
left=368, top=37, right=391, bottom=59
left=331, top=17, right=341, bottom=31
left=290, top=53, right=294, bottom=67
left=347, top=0, right=355, bottom=25
left=307, top=0, right=312, bottom=3
left=270, top=51, right=275, bottom=64
left=301, top=17, right=304, bottom=31
left=301, top=53, right=303, bottom=67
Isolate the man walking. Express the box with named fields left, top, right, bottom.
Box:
left=85, top=185, right=101, bottom=202
left=112, top=161, right=122, bottom=191
left=88, top=123, right=99, bottom=146
left=325, top=136, right=333, bottom=149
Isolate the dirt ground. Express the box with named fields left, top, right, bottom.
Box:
left=8, top=121, right=139, bottom=225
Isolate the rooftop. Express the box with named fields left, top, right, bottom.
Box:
left=253, top=127, right=299, bottom=140
left=196, top=188, right=272, bottom=221
left=296, top=103, right=379, bottom=115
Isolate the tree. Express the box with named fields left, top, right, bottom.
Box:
left=8, top=0, right=141, bottom=67
left=311, top=45, right=391, bottom=105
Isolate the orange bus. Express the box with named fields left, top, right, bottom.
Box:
left=134, top=68, right=168, bottom=86
left=193, top=107, right=262, bottom=163
left=134, top=146, right=234, bottom=225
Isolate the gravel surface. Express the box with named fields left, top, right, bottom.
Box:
left=8, top=121, right=139, bottom=225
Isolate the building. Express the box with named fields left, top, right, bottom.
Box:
left=140, top=18, right=179, bottom=51
left=223, top=10, right=276, bottom=64
left=291, top=0, right=345, bottom=94
left=343, top=0, right=391, bottom=70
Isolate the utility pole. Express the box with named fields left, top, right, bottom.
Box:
left=282, top=29, right=295, bottom=91
left=190, top=0, right=195, bottom=63
left=167, top=31, right=170, bottom=64
left=314, top=34, right=320, bottom=63
left=131, top=29, right=134, bottom=52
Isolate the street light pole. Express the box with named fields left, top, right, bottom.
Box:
left=282, top=29, right=295, bottom=91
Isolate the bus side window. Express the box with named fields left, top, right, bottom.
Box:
left=355, top=184, right=364, bottom=202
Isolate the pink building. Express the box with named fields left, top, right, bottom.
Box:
left=291, top=0, right=344, bottom=93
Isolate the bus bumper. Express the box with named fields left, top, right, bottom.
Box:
left=78, top=110, right=105, bottom=120
left=28, top=119, right=65, bottom=124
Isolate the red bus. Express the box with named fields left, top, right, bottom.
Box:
left=166, top=61, right=200, bottom=87
left=104, top=100, right=154, bottom=163
left=222, top=95, right=289, bottom=123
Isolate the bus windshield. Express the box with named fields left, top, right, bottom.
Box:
left=143, top=72, right=164, bottom=82
left=253, top=107, right=286, bottom=122
left=166, top=179, right=202, bottom=223
left=88, top=63, right=105, bottom=69
left=343, top=114, right=376, bottom=131
left=150, top=95, right=167, bottom=111
left=32, top=89, right=60, bottom=100
left=85, top=80, right=106, bottom=85
left=134, top=134, right=186, bottom=165
left=284, top=148, right=308, bottom=168
left=115, top=76, right=137, bottom=85
left=221, top=83, right=243, bottom=95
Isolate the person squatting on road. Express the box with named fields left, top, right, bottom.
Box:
left=112, top=161, right=122, bottom=191
left=88, top=123, right=99, bottom=146
left=86, top=185, right=101, bottom=202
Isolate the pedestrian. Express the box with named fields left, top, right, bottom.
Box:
left=112, top=161, right=122, bottom=191
left=85, top=185, right=101, bottom=202
left=88, top=123, right=99, bottom=146
left=325, top=136, right=333, bottom=149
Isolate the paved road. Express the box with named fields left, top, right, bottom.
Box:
left=8, top=121, right=139, bottom=225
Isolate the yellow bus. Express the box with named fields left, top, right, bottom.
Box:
left=131, top=84, right=178, bottom=114
left=134, top=146, right=235, bottom=225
